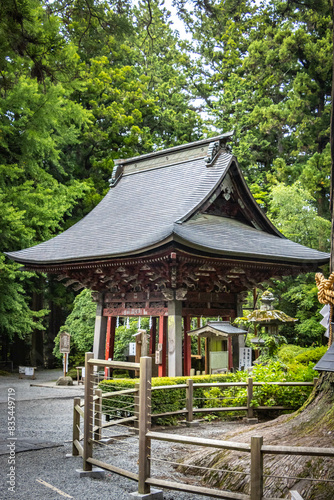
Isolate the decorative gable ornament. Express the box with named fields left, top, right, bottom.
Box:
left=205, top=140, right=220, bottom=166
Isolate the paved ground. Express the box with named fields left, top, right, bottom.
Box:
left=0, top=369, right=251, bottom=500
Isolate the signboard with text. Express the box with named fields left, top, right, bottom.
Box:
left=59, top=332, right=71, bottom=353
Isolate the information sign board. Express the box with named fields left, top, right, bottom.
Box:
left=59, top=332, right=71, bottom=353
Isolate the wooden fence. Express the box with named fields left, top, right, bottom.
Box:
left=150, top=377, right=318, bottom=422
left=72, top=354, right=333, bottom=500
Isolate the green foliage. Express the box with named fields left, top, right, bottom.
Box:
left=113, top=317, right=150, bottom=361
left=203, top=361, right=316, bottom=415
left=272, top=274, right=326, bottom=346
left=53, top=289, right=96, bottom=364
left=278, top=344, right=307, bottom=363
left=269, top=183, right=331, bottom=251
left=295, top=345, right=327, bottom=365
left=256, top=333, right=287, bottom=364
left=0, top=256, right=48, bottom=342
left=179, top=0, right=332, bottom=208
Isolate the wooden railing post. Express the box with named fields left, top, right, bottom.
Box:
left=247, top=377, right=254, bottom=419
left=83, top=352, right=94, bottom=471
left=313, top=377, right=319, bottom=387
left=94, top=388, right=102, bottom=441
left=250, top=435, right=263, bottom=500
left=138, top=356, right=152, bottom=495
left=72, top=397, right=81, bottom=456
left=134, top=382, right=140, bottom=435
left=186, top=379, right=194, bottom=425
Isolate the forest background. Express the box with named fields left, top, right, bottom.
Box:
left=0, top=0, right=332, bottom=367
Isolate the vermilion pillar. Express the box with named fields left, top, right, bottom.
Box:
left=104, top=316, right=116, bottom=377
left=183, top=315, right=191, bottom=376
left=158, top=316, right=167, bottom=377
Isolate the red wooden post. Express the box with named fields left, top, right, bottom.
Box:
left=158, top=316, right=167, bottom=377
left=228, top=335, right=233, bottom=371
left=183, top=315, right=191, bottom=376
left=149, top=317, right=157, bottom=355
left=104, top=316, right=116, bottom=377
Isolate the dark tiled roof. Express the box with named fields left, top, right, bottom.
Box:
left=314, top=344, right=334, bottom=372
left=5, top=135, right=330, bottom=266
left=207, top=321, right=247, bottom=335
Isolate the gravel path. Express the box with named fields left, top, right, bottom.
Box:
left=0, top=370, right=251, bottom=500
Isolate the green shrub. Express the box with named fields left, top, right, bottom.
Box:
left=278, top=344, right=306, bottom=363
left=295, top=346, right=327, bottom=365
left=203, top=361, right=315, bottom=414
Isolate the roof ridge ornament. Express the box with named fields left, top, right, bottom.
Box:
left=109, top=163, right=124, bottom=187
left=205, top=140, right=220, bottom=166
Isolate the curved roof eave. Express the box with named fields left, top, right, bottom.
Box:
left=171, top=224, right=329, bottom=266
left=4, top=232, right=176, bottom=266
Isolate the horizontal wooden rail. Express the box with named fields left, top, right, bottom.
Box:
left=87, top=457, right=139, bottom=481
left=99, top=415, right=136, bottom=430
left=253, top=382, right=314, bottom=387
left=256, top=406, right=293, bottom=410
left=194, top=382, right=248, bottom=388
left=150, top=409, right=187, bottom=418
left=147, top=431, right=251, bottom=452
left=147, top=477, right=249, bottom=499
left=151, top=384, right=187, bottom=391
left=262, top=444, right=334, bottom=457
left=102, top=388, right=138, bottom=398
left=88, top=358, right=140, bottom=370
left=193, top=406, right=247, bottom=413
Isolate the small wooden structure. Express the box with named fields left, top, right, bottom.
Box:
left=188, top=321, right=247, bottom=373
left=6, top=134, right=329, bottom=377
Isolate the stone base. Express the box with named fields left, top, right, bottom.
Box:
left=243, top=417, right=258, bottom=424
left=185, top=420, right=200, bottom=428
left=56, top=376, right=73, bottom=386
left=130, top=488, right=163, bottom=499
left=99, top=437, right=114, bottom=445
left=76, top=467, right=106, bottom=479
